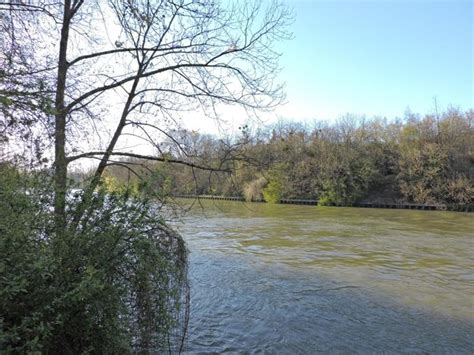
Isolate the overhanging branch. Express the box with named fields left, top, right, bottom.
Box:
left=67, top=151, right=232, bottom=173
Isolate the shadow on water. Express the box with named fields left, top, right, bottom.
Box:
left=173, top=200, right=474, bottom=353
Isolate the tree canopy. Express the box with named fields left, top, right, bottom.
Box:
left=0, top=0, right=291, bottom=352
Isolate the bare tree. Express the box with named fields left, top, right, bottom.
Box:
left=1, top=0, right=292, bottom=234
left=1, top=2, right=291, bottom=350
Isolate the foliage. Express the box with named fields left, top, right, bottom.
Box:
left=263, top=180, right=283, bottom=203
left=104, top=108, right=473, bottom=208
left=262, top=164, right=287, bottom=203
left=445, top=175, right=474, bottom=206
left=0, top=164, right=189, bottom=353
left=1, top=0, right=292, bottom=352
left=398, top=143, right=448, bottom=204
left=0, top=165, right=55, bottom=353
left=243, top=177, right=267, bottom=202
left=101, top=174, right=140, bottom=197
left=140, top=167, right=173, bottom=199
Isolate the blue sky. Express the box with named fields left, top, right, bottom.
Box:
left=274, top=0, right=473, bottom=122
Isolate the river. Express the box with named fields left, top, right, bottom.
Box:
left=173, top=200, right=473, bottom=353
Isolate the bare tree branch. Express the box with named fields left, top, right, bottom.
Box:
left=67, top=151, right=232, bottom=173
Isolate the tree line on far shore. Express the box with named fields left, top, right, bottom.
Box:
left=96, top=107, right=473, bottom=208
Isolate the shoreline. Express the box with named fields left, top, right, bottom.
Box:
left=174, top=195, right=473, bottom=212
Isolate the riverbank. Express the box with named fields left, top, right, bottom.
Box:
left=174, top=195, right=473, bottom=212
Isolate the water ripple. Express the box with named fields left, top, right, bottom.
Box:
left=173, top=201, right=474, bottom=353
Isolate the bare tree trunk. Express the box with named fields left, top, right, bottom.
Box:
left=54, top=0, right=71, bottom=236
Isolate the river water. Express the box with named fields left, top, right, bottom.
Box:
left=173, top=200, right=473, bottom=353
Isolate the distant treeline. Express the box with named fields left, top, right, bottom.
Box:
left=95, top=108, right=473, bottom=208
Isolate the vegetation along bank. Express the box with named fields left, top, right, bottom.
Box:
left=96, top=108, right=473, bottom=212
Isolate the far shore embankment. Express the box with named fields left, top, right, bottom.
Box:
left=174, top=195, right=473, bottom=212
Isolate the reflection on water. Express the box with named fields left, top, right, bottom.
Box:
left=173, top=200, right=474, bottom=353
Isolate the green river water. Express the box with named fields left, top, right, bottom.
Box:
left=174, top=200, right=473, bottom=353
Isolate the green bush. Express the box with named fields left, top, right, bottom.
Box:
left=0, top=164, right=189, bottom=353
left=317, top=154, right=376, bottom=206
left=262, top=164, right=288, bottom=203
left=317, top=196, right=333, bottom=206
left=0, top=165, right=56, bottom=353
left=263, top=179, right=283, bottom=203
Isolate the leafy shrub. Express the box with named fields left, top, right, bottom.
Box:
left=0, top=165, right=56, bottom=353
left=263, top=179, right=283, bottom=203
left=317, top=154, right=376, bottom=205
left=317, top=196, right=333, bottom=206
left=0, top=164, right=189, bottom=354
left=263, top=164, right=287, bottom=203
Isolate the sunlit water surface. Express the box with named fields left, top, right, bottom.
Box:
left=172, top=200, right=473, bottom=353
